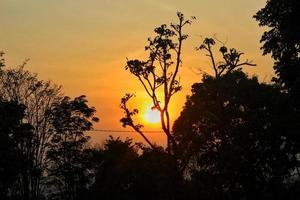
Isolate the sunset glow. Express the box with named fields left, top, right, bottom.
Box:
left=0, top=0, right=274, bottom=146
left=1, top=0, right=297, bottom=198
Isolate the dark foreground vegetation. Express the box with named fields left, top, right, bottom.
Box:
left=1, top=1, right=300, bottom=199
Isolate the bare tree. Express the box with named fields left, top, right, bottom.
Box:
left=120, top=12, right=195, bottom=155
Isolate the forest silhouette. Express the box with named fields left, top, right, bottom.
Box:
left=1, top=0, right=300, bottom=199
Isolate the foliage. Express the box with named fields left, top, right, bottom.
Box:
left=120, top=93, right=155, bottom=148
left=0, top=53, right=99, bottom=200
left=121, top=12, right=195, bottom=154
left=90, top=136, right=182, bottom=200
left=254, top=0, right=300, bottom=90
left=0, top=101, right=34, bottom=200
left=46, top=96, right=98, bottom=200
left=90, top=136, right=139, bottom=200
left=255, top=3, right=300, bottom=196
left=196, top=38, right=256, bottom=78
left=130, top=147, right=182, bottom=200
left=0, top=64, right=63, bottom=198
left=173, top=70, right=299, bottom=199
left=0, top=56, right=63, bottom=199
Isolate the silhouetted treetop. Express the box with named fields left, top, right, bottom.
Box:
left=254, top=0, right=300, bottom=89
left=46, top=95, right=98, bottom=200
left=196, top=38, right=256, bottom=78
left=123, top=12, right=195, bottom=154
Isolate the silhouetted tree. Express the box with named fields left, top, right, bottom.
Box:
left=255, top=3, right=300, bottom=195
left=173, top=39, right=299, bottom=199
left=175, top=71, right=299, bottom=199
left=46, top=96, right=98, bottom=200
left=120, top=94, right=155, bottom=149
left=196, top=38, right=256, bottom=78
left=130, top=147, right=182, bottom=200
left=254, top=0, right=300, bottom=92
left=90, top=136, right=139, bottom=200
left=0, top=100, right=36, bottom=200
left=121, top=12, right=195, bottom=155
left=0, top=64, right=62, bottom=199
left=255, top=0, right=300, bottom=150
left=175, top=38, right=256, bottom=171
left=90, top=136, right=182, bottom=200
left=0, top=53, right=100, bottom=200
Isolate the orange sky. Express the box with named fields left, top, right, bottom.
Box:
left=0, top=0, right=273, bottom=146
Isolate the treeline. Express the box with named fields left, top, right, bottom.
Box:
left=1, top=0, right=300, bottom=199
left=0, top=61, right=99, bottom=200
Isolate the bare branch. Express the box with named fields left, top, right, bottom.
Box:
left=120, top=94, right=155, bottom=149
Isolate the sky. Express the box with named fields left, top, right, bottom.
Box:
left=0, top=0, right=273, bottom=146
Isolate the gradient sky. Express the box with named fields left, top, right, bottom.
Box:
left=0, top=0, right=273, bottom=146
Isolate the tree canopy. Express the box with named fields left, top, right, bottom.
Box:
left=254, top=0, right=300, bottom=90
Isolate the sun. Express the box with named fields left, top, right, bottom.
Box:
left=143, top=107, right=161, bottom=124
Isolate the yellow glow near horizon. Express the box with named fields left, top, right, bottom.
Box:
left=143, top=107, right=161, bottom=124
